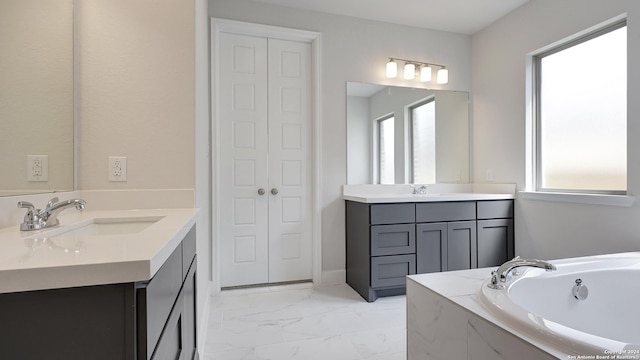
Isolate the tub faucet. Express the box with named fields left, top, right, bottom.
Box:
left=17, top=197, right=86, bottom=231
left=488, top=256, right=556, bottom=289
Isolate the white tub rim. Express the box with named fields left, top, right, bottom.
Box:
left=478, top=252, right=640, bottom=356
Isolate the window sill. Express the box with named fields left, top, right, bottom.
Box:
left=518, top=191, right=635, bottom=207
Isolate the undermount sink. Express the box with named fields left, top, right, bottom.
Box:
left=48, top=216, right=164, bottom=238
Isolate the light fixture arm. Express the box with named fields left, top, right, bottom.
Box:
left=387, top=57, right=446, bottom=70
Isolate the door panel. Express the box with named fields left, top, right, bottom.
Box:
left=219, top=33, right=312, bottom=287
left=219, top=32, right=269, bottom=287
left=267, top=38, right=312, bottom=283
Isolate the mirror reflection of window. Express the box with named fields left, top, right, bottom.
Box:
left=411, top=99, right=436, bottom=184
left=378, top=116, right=395, bottom=184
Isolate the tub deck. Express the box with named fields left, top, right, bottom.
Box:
left=407, top=268, right=567, bottom=360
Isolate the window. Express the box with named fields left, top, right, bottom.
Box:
left=534, top=20, right=626, bottom=194
left=410, top=98, right=436, bottom=184
left=377, top=115, right=395, bottom=184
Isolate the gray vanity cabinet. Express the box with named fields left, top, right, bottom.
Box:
left=346, top=201, right=416, bottom=302
left=416, top=221, right=478, bottom=272
left=0, top=226, right=198, bottom=360
left=477, top=200, right=514, bottom=268
left=346, top=199, right=514, bottom=302
left=416, top=202, right=478, bottom=272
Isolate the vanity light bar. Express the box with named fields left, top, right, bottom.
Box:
left=385, top=57, right=448, bottom=84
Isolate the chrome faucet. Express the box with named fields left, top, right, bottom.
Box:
left=488, top=256, right=556, bottom=289
left=412, top=185, right=428, bottom=194
left=17, top=197, right=86, bottom=231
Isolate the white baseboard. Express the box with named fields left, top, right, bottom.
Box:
left=321, top=269, right=345, bottom=285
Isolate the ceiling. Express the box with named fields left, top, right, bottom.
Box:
left=251, top=0, right=529, bottom=35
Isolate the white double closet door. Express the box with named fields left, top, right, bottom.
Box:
left=219, top=32, right=312, bottom=288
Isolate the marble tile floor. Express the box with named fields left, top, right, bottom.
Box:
left=203, top=283, right=406, bottom=360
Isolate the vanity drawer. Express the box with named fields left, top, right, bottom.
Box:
left=371, top=224, right=415, bottom=256
left=371, top=254, right=416, bottom=288
left=137, top=242, right=183, bottom=360
left=370, top=203, right=415, bottom=225
left=416, top=202, right=476, bottom=223
left=477, top=200, right=513, bottom=219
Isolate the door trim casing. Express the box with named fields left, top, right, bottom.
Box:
left=210, top=18, right=322, bottom=292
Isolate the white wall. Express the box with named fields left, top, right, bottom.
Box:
left=209, top=0, right=471, bottom=277
left=472, top=0, right=640, bottom=259
left=346, top=96, right=370, bottom=184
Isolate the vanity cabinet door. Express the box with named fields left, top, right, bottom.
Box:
left=477, top=219, right=514, bottom=268
left=151, top=290, right=186, bottom=360
left=138, top=242, right=183, bottom=360
left=446, top=221, right=477, bottom=271
left=183, top=257, right=198, bottom=360
left=0, top=283, right=135, bottom=360
left=416, top=223, right=447, bottom=273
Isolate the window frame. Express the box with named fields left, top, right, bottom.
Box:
left=532, top=19, right=627, bottom=196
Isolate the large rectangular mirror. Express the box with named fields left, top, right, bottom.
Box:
left=347, top=82, right=469, bottom=184
left=0, top=0, right=74, bottom=196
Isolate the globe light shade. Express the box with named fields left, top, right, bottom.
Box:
left=420, top=65, right=432, bottom=82
left=404, top=63, right=416, bottom=80
left=386, top=60, right=398, bottom=78
left=436, top=68, right=449, bottom=84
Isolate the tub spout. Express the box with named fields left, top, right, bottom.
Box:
left=488, top=256, right=556, bottom=289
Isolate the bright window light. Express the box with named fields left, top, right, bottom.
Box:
left=378, top=116, right=395, bottom=184
left=536, top=22, right=626, bottom=193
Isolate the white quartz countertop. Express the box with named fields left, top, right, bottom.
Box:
left=343, top=192, right=515, bottom=203
left=0, top=208, right=198, bottom=294
left=343, top=183, right=516, bottom=203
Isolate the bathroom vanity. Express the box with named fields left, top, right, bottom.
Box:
left=344, top=185, right=515, bottom=302
left=0, top=208, right=198, bottom=360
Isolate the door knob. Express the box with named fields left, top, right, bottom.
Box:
left=271, top=188, right=279, bottom=195
left=258, top=188, right=266, bottom=195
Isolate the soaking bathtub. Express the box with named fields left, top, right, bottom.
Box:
left=479, top=253, right=640, bottom=358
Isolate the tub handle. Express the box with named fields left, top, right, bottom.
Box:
left=487, top=271, right=505, bottom=290
left=573, top=278, right=589, bottom=301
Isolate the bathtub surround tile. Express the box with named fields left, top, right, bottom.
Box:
left=407, top=271, right=567, bottom=360
left=406, top=278, right=469, bottom=360
left=467, top=317, right=556, bottom=360
left=204, top=284, right=406, bottom=360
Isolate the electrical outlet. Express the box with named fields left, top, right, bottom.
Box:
left=109, top=156, right=127, bottom=181
left=28, top=155, right=48, bottom=182
left=486, top=169, right=493, bottom=182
